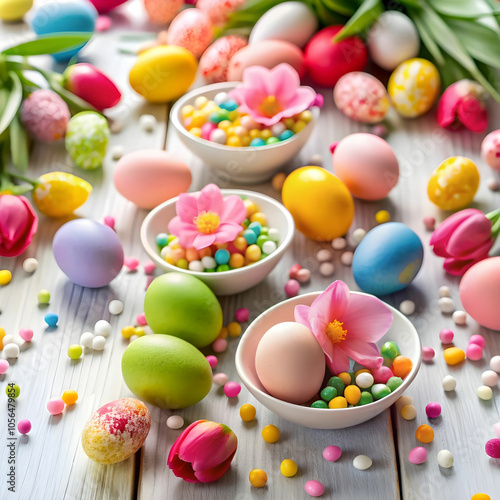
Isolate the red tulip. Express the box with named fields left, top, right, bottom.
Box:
left=0, top=195, right=38, bottom=257
left=168, top=420, right=237, bottom=483
left=437, top=80, right=488, bottom=133
left=63, top=63, right=121, bottom=111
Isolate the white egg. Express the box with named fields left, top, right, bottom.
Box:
left=368, top=11, right=420, bottom=70
left=249, top=1, right=317, bottom=48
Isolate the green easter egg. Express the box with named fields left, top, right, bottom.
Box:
left=144, top=272, right=222, bottom=348
left=65, top=111, right=109, bottom=169
left=121, top=335, right=212, bottom=409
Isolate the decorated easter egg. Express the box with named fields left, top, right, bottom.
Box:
left=65, top=111, right=109, bottom=170
left=166, top=9, right=213, bottom=58
left=352, top=222, right=423, bottom=296
left=481, top=129, right=500, bottom=171
left=144, top=0, right=183, bottom=23
left=332, top=133, right=399, bottom=200
left=368, top=11, right=420, bottom=71
left=333, top=73, right=389, bottom=124
left=255, top=322, right=325, bottom=404
left=81, top=398, right=150, bottom=464
left=0, top=0, right=32, bottom=21
left=144, top=272, right=223, bottom=348
left=122, top=334, right=213, bottom=409
left=227, top=40, right=305, bottom=81
left=459, top=257, right=500, bottom=331
left=197, top=0, right=246, bottom=27
left=304, top=26, right=367, bottom=87
left=88, top=0, right=127, bottom=13
left=129, top=45, right=197, bottom=103
left=114, top=150, right=191, bottom=209
left=388, top=58, right=440, bottom=118
left=282, top=166, right=354, bottom=241
left=31, top=1, right=97, bottom=61
left=249, top=1, right=317, bottom=48
left=53, top=219, right=124, bottom=288
left=427, top=156, right=480, bottom=210
left=200, top=36, right=248, bottom=83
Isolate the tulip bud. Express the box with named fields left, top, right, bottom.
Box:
left=63, top=63, right=121, bottom=111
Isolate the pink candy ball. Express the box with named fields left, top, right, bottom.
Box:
left=422, top=346, right=435, bottom=361
left=485, top=438, right=500, bottom=459
left=19, top=328, right=33, bottom=342
left=224, top=381, right=241, bottom=398
left=212, top=338, right=228, bottom=353
left=167, top=9, right=213, bottom=58
left=103, top=216, right=115, bottom=229
left=95, top=15, right=112, bottom=31
left=372, top=366, right=393, bottom=384
left=18, top=419, right=32, bottom=435
left=285, top=279, right=300, bottom=298
left=493, top=422, right=500, bottom=438
left=408, top=446, right=428, bottom=464
left=296, top=268, right=311, bottom=283
left=466, top=343, right=483, bottom=361
left=235, top=308, right=250, bottom=323
left=136, top=313, right=147, bottom=326
left=201, top=122, right=217, bottom=140
left=124, top=257, right=140, bottom=271
left=304, top=480, right=325, bottom=497
left=323, top=445, right=342, bottom=462
left=439, top=329, right=454, bottom=344
left=0, top=359, right=9, bottom=375
left=425, top=402, right=441, bottom=418
left=423, top=216, right=435, bottom=231
left=47, top=398, right=65, bottom=415
left=206, top=355, right=218, bottom=368
left=213, top=372, right=229, bottom=386
left=143, top=260, right=156, bottom=274
left=289, top=263, right=302, bottom=279
left=469, top=334, right=486, bottom=348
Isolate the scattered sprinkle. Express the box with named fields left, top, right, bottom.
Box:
left=399, top=300, right=415, bottom=315
left=452, top=310, right=467, bottom=325
left=331, top=237, right=347, bottom=250
left=139, top=114, right=157, bottom=132
left=353, top=455, right=372, bottom=470
left=109, top=300, right=124, bottom=315
left=166, top=415, right=184, bottom=429
left=22, top=258, right=38, bottom=273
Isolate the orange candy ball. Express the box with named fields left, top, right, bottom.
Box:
left=344, top=385, right=361, bottom=405
left=392, top=356, right=413, bottom=378
left=444, top=347, right=465, bottom=365
left=415, top=424, right=434, bottom=443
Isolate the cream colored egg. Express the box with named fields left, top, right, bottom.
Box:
left=0, top=0, right=33, bottom=21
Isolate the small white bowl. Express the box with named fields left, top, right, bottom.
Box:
left=236, top=292, right=422, bottom=429
left=140, top=189, right=295, bottom=296
left=170, top=82, right=319, bottom=184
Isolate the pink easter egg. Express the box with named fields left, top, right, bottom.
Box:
left=408, top=446, right=427, bottom=464
left=481, top=129, right=500, bottom=171
left=144, top=0, right=184, bottom=23
left=197, top=0, right=246, bottom=27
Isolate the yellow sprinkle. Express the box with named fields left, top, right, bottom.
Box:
left=0, top=270, right=12, bottom=286
left=135, top=327, right=146, bottom=337
left=375, top=210, right=391, bottom=224
left=121, top=326, right=136, bottom=339
left=228, top=322, right=242, bottom=337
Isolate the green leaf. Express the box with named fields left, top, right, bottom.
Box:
left=333, top=0, right=384, bottom=42
left=0, top=71, right=22, bottom=136
left=9, top=113, right=28, bottom=173
left=47, top=74, right=97, bottom=114
left=2, top=32, right=93, bottom=56
left=408, top=7, right=445, bottom=66
left=427, top=0, right=499, bottom=18
left=319, top=0, right=360, bottom=16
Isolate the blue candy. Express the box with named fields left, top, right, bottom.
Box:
left=218, top=100, right=238, bottom=111
left=44, top=313, right=59, bottom=327
left=248, top=221, right=261, bottom=236
left=279, top=130, right=294, bottom=141
left=214, top=249, right=230, bottom=265
left=243, top=229, right=257, bottom=245
left=250, top=138, right=266, bottom=147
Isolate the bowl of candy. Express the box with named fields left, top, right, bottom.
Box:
left=236, top=282, right=421, bottom=429
left=170, top=65, right=321, bottom=184
left=141, top=184, right=295, bottom=295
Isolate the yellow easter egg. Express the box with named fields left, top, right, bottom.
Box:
left=427, top=156, right=480, bottom=210
left=0, top=0, right=33, bottom=21
left=129, top=45, right=197, bottom=103
left=282, top=166, right=354, bottom=241
left=388, top=58, right=440, bottom=118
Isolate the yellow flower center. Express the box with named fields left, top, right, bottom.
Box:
left=325, top=320, right=347, bottom=344
left=194, top=211, right=220, bottom=234
left=259, top=95, right=283, bottom=118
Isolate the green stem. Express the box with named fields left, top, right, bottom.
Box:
left=492, top=217, right=500, bottom=239
left=486, top=207, right=500, bottom=222
left=8, top=171, right=38, bottom=186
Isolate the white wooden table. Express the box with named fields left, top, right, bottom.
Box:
left=1, top=2, right=500, bottom=499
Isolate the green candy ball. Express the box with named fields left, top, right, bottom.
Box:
left=381, top=341, right=401, bottom=361
left=327, top=376, right=345, bottom=396
left=386, top=376, right=403, bottom=392
left=144, top=272, right=222, bottom=348
left=6, top=383, right=20, bottom=399
left=320, top=386, right=337, bottom=402
left=311, top=400, right=328, bottom=409
left=371, top=383, right=391, bottom=401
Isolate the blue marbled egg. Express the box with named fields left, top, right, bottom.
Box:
left=352, top=222, right=423, bottom=296
left=31, top=1, right=97, bottom=61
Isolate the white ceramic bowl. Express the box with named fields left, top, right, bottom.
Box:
left=140, top=189, right=295, bottom=296
left=170, top=82, right=319, bottom=184
left=236, top=292, right=422, bottom=429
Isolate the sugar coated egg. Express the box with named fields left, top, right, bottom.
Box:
left=166, top=9, right=213, bottom=58
left=481, top=129, right=500, bottom=171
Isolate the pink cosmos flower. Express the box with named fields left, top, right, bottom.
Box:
left=168, top=184, right=246, bottom=250
left=229, top=64, right=318, bottom=127
left=437, top=80, right=488, bottom=133
left=294, top=280, right=392, bottom=375
left=168, top=420, right=238, bottom=483
left=430, top=208, right=496, bottom=276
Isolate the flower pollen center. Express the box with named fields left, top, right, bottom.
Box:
left=259, top=95, right=283, bottom=118
left=325, top=320, right=347, bottom=344
left=195, top=211, right=220, bottom=234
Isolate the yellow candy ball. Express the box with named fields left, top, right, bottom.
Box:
left=250, top=212, right=268, bottom=226
left=400, top=404, right=417, bottom=420
left=245, top=244, right=261, bottom=262
left=227, top=127, right=236, bottom=136
left=249, top=469, right=267, bottom=487
left=227, top=136, right=242, bottom=147
left=272, top=172, right=286, bottom=192
left=292, top=120, right=307, bottom=134
left=262, top=424, right=280, bottom=443
left=233, top=236, right=248, bottom=252
left=338, top=372, right=351, bottom=386
left=260, top=129, right=272, bottom=140
left=354, top=368, right=370, bottom=377
left=241, top=136, right=251, bottom=147
left=0, top=270, right=12, bottom=286
left=62, top=390, right=78, bottom=405
left=229, top=110, right=240, bottom=121
left=190, top=111, right=206, bottom=128
left=471, top=495, right=491, bottom=500
left=244, top=199, right=259, bottom=217
left=280, top=459, right=298, bottom=477
left=218, top=120, right=232, bottom=131
left=0, top=327, right=5, bottom=350
left=189, top=127, right=202, bottom=138
left=135, top=327, right=146, bottom=337
left=218, top=327, right=228, bottom=339
left=300, top=110, right=313, bottom=123
left=284, top=118, right=295, bottom=129
left=176, top=258, right=189, bottom=269
left=375, top=210, right=391, bottom=224
left=344, top=385, right=361, bottom=405
left=229, top=253, right=245, bottom=268
left=240, top=403, right=256, bottom=422
left=444, top=347, right=465, bottom=365
left=249, top=129, right=261, bottom=139
left=181, top=104, right=195, bottom=118
left=194, top=96, right=208, bottom=109
left=228, top=321, right=242, bottom=337
left=121, top=326, right=136, bottom=339
left=427, top=156, right=480, bottom=210
left=329, top=397, right=348, bottom=409
left=282, top=166, right=354, bottom=241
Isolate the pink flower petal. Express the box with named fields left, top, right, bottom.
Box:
left=241, top=65, right=272, bottom=93
left=193, top=232, right=216, bottom=250
left=266, top=63, right=300, bottom=104
left=457, top=238, right=494, bottom=260
left=326, top=347, right=350, bottom=376
left=443, top=256, right=482, bottom=276
left=221, top=194, right=246, bottom=223
left=168, top=217, right=199, bottom=248
left=309, top=280, right=349, bottom=324
left=342, top=293, right=393, bottom=342
left=446, top=213, right=491, bottom=257
left=340, top=340, right=383, bottom=369
left=194, top=451, right=236, bottom=483
left=309, top=312, right=335, bottom=361
left=176, top=193, right=199, bottom=223
left=456, top=96, right=488, bottom=133
left=214, top=222, right=242, bottom=243
left=197, top=184, right=223, bottom=215
left=294, top=304, right=311, bottom=329
left=276, top=87, right=317, bottom=117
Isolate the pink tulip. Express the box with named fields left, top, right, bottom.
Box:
left=429, top=208, right=496, bottom=276
left=437, top=80, right=488, bottom=133
left=87, top=0, right=128, bottom=14
left=168, top=420, right=238, bottom=483
left=63, top=63, right=121, bottom=111
left=0, top=195, right=38, bottom=257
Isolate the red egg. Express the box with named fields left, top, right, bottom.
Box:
left=88, top=0, right=128, bottom=14
left=304, top=26, right=367, bottom=87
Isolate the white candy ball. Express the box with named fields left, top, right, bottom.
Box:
left=399, top=300, right=415, bottom=316
left=111, top=145, right=124, bottom=160
left=108, top=300, right=124, bottom=315
left=209, top=129, right=227, bottom=144
left=188, top=260, right=205, bottom=272
left=201, top=256, right=216, bottom=269
left=160, top=246, right=171, bottom=259
left=319, top=262, right=335, bottom=277
left=4, top=343, right=20, bottom=358
left=316, top=249, right=332, bottom=262
left=213, top=92, right=229, bottom=105
left=481, top=370, right=499, bottom=387
left=356, top=372, right=374, bottom=389
left=352, top=228, right=366, bottom=244
left=94, top=320, right=112, bottom=338
left=80, top=332, right=94, bottom=348
left=3, top=335, right=15, bottom=346
left=438, top=285, right=451, bottom=298
left=23, top=257, right=38, bottom=273
left=437, top=450, right=454, bottom=469
left=166, top=415, right=184, bottom=429
left=268, top=228, right=280, bottom=241
left=438, top=297, right=455, bottom=314
left=139, top=114, right=157, bottom=132
left=92, top=335, right=106, bottom=350
left=487, top=178, right=500, bottom=192
left=271, top=122, right=287, bottom=137
left=262, top=240, right=277, bottom=254
left=477, top=386, right=493, bottom=400
left=490, top=355, right=500, bottom=373
left=340, top=251, right=353, bottom=266
left=194, top=96, right=208, bottom=109
left=353, top=455, right=372, bottom=471
left=332, top=237, right=347, bottom=250
left=396, top=395, right=414, bottom=409
left=442, top=375, right=457, bottom=392
left=452, top=310, right=467, bottom=325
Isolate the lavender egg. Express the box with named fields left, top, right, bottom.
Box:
left=53, top=219, right=124, bottom=288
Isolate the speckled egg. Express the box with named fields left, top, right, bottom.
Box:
left=81, top=398, right=151, bottom=464
left=114, top=150, right=191, bottom=209
left=388, top=58, right=440, bottom=118
left=334, top=72, right=389, bottom=123
left=144, top=0, right=183, bottom=23
left=197, top=0, right=246, bottom=27
left=481, top=129, right=500, bottom=171
left=352, top=222, right=423, bottom=296
left=166, top=9, right=213, bottom=58
left=459, top=257, right=500, bottom=331
left=200, top=36, right=248, bottom=83
left=332, top=133, right=399, bottom=200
